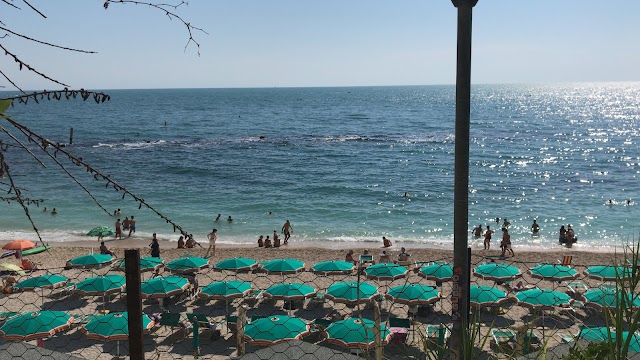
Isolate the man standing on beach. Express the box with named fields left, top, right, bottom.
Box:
left=282, top=220, right=293, bottom=244
left=128, top=216, right=136, bottom=237
left=115, top=218, right=122, bottom=239
left=205, top=229, right=217, bottom=258
left=484, top=226, right=494, bottom=250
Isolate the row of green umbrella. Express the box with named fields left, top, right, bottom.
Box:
left=0, top=310, right=391, bottom=351
left=62, top=255, right=633, bottom=283
left=243, top=315, right=392, bottom=349
left=0, top=311, right=153, bottom=343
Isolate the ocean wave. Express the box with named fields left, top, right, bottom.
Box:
left=93, top=140, right=167, bottom=150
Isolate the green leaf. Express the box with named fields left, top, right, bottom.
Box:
left=0, top=99, right=12, bottom=114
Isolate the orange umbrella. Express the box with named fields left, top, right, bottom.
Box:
left=2, top=240, right=36, bottom=251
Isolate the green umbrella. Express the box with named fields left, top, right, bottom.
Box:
left=166, top=256, right=209, bottom=274
left=325, top=281, right=378, bottom=306
left=198, top=281, right=252, bottom=300
left=311, top=260, right=355, bottom=275
left=67, top=254, right=113, bottom=268
left=473, top=263, right=522, bottom=282
left=262, top=259, right=305, bottom=274
left=324, top=318, right=392, bottom=349
left=515, top=288, right=573, bottom=309
left=87, top=226, right=115, bottom=237
left=214, top=257, right=258, bottom=272
left=0, top=311, right=74, bottom=341
left=418, top=263, right=453, bottom=282
left=264, top=283, right=317, bottom=301
left=469, top=285, right=510, bottom=307
left=578, top=327, right=640, bottom=353
left=385, top=284, right=441, bottom=305
left=74, top=275, right=126, bottom=296
left=141, top=276, right=189, bottom=298
left=117, top=256, right=164, bottom=273
left=364, top=263, right=408, bottom=281
left=244, top=315, right=311, bottom=346
left=581, top=288, right=640, bottom=310
left=81, top=312, right=154, bottom=341
left=528, top=264, right=578, bottom=282
left=584, top=265, right=632, bottom=281
left=14, top=274, right=68, bottom=291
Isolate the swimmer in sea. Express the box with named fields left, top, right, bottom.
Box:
left=531, top=219, right=540, bottom=234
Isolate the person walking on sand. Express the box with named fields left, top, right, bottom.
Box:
left=205, top=229, right=217, bottom=258
left=282, top=220, right=293, bottom=244
left=128, top=216, right=136, bottom=237
left=484, top=226, right=494, bottom=250
left=149, top=234, right=160, bottom=258
left=115, top=218, right=122, bottom=239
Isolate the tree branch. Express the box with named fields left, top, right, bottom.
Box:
left=0, top=44, right=70, bottom=87
left=0, top=26, right=97, bottom=53
left=21, top=0, right=46, bottom=18
left=104, top=0, right=207, bottom=55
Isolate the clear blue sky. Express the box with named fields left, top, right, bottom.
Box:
left=2, top=0, right=639, bottom=90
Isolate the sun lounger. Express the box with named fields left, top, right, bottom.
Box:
left=565, top=281, right=588, bottom=296
left=491, top=328, right=515, bottom=352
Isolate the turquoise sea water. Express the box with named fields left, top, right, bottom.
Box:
left=1, top=83, right=639, bottom=251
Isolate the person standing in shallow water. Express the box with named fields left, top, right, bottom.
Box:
left=282, top=220, right=293, bottom=244
left=128, top=216, right=136, bottom=237
left=484, top=226, right=494, bottom=250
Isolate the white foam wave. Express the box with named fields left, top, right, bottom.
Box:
left=93, top=140, right=167, bottom=150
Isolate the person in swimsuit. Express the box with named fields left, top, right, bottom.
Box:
left=382, top=236, right=392, bottom=248
left=257, top=235, right=264, bottom=247
left=273, top=230, right=281, bottom=248
left=205, top=229, right=217, bottom=258
left=123, top=217, right=130, bottom=232
left=282, top=220, right=293, bottom=244
left=115, top=219, right=122, bottom=239
left=177, top=236, right=185, bottom=249
left=473, top=225, right=483, bottom=237
left=128, top=216, right=136, bottom=237
left=484, top=226, right=494, bottom=250
left=531, top=220, right=540, bottom=234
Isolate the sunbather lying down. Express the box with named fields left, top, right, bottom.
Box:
left=509, top=281, right=535, bottom=292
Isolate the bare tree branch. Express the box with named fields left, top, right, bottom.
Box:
left=0, top=150, right=44, bottom=245
left=105, top=0, right=207, bottom=55
left=0, top=125, right=47, bottom=167
left=0, top=68, right=25, bottom=94
left=0, top=26, right=97, bottom=53
left=0, top=44, right=70, bottom=87
left=21, top=0, right=45, bottom=18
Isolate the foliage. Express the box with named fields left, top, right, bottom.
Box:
left=561, top=240, right=640, bottom=360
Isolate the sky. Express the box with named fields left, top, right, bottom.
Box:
left=1, top=0, right=639, bottom=90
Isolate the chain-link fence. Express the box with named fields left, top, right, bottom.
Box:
left=0, top=246, right=635, bottom=359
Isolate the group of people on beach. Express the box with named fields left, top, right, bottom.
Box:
left=344, top=247, right=410, bottom=265
left=114, top=214, right=136, bottom=239
left=474, top=218, right=518, bottom=257
left=559, top=224, right=577, bottom=247
left=257, top=220, right=293, bottom=248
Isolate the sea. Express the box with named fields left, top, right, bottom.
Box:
left=1, top=83, right=639, bottom=252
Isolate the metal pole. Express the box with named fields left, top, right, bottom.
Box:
left=450, top=1, right=477, bottom=359
left=125, top=249, right=144, bottom=360
left=69, top=128, right=73, bottom=145
left=373, top=301, right=382, bottom=360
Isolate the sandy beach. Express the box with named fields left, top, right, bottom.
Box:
left=0, top=239, right=631, bottom=359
